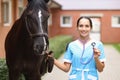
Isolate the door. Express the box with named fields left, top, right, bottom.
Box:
left=90, top=17, right=101, bottom=41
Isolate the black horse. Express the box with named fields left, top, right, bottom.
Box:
left=5, top=0, right=54, bottom=80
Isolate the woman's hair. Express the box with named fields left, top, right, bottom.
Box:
left=77, top=16, right=93, bottom=28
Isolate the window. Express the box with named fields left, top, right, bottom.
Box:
left=60, top=15, right=72, bottom=27
left=0, top=1, right=1, bottom=23
left=48, top=14, right=52, bottom=26
left=3, top=2, right=9, bottom=23
left=91, top=18, right=101, bottom=33
left=18, top=0, right=24, bottom=18
left=112, top=16, right=120, bottom=28
left=3, top=0, right=12, bottom=26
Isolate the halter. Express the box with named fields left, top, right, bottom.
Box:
left=25, top=10, right=48, bottom=54
left=38, top=10, right=48, bottom=52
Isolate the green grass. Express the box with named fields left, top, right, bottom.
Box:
left=113, top=44, right=120, bottom=53
left=0, top=59, right=8, bottom=80
left=49, top=35, right=73, bottom=59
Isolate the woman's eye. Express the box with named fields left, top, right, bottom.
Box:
left=85, top=25, right=90, bottom=28
left=79, top=25, right=83, bottom=27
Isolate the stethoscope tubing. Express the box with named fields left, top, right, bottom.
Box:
left=80, top=42, right=96, bottom=65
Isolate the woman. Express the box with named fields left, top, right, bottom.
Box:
left=54, top=16, right=106, bottom=80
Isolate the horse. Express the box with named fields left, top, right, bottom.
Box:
left=5, top=0, right=54, bottom=80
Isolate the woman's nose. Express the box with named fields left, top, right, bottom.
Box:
left=82, top=26, right=86, bottom=30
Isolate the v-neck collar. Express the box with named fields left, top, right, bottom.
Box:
left=76, top=39, right=94, bottom=49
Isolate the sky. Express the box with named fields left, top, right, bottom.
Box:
left=54, top=0, right=120, bottom=10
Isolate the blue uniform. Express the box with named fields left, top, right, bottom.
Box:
left=64, top=39, right=106, bottom=80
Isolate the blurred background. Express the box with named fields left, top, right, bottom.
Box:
left=0, top=0, right=120, bottom=80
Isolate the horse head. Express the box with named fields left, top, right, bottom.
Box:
left=24, top=0, right=50, bottom=55
left=25, top=0, right=54, bottom=75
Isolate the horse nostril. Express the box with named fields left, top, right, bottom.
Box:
left=36, top=45, right=40, bottom=49
left=33, top=44, right=44, bottom=54
left=33, top=44, right=39, bottom=53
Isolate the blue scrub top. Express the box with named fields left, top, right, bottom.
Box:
left=64, top=39, right=106, bottom=80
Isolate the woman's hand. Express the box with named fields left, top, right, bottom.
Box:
left=93, top=48, right=105, bottom=72
left=93, top=48, right=100, bottom=59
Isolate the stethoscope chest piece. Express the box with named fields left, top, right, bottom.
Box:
left=91, top=42, right=96, bottom=48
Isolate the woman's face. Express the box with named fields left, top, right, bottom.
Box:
left=77, top=18, right=92, bottom=39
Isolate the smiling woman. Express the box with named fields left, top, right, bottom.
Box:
left=53, top=16, right=106, bottom=80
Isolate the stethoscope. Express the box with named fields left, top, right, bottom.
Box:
left=80, top=42, right=96, bottom=65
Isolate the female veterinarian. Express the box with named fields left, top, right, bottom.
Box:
left=53, top=16, right=106, bottom=80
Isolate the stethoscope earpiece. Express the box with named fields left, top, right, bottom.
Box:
left=91, top=42, right=96, bottom=48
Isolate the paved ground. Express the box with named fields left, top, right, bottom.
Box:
left=42, top=45, right=120, bottom=80
left=99, top=45, right=120, bottom=80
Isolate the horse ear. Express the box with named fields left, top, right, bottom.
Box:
left=44, top=0, right=50, bottom=3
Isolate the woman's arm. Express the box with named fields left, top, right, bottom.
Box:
left=93, top=48, right=105, bottom=72
left=94, top=57, right=105, bottom=72
left=54, top=59, right=71, bottom=72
